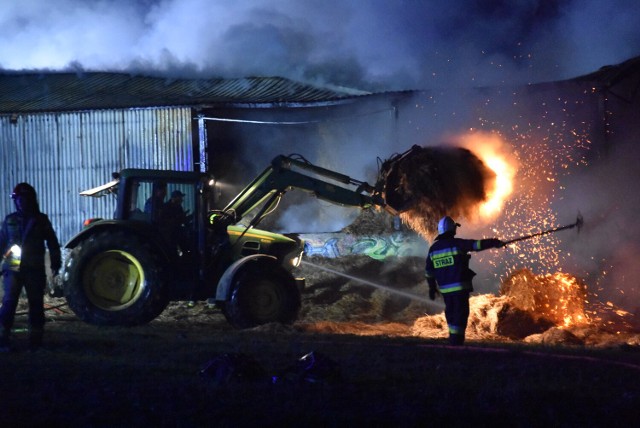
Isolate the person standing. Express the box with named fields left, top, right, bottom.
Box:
left=0, top=183, right=61, bottom=351
left=425, top=216, right=503, bottom=346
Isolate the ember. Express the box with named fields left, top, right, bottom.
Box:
left=412, top=268, right=639, bottom=344
left=412, top=269, right=590, bottom=342
left=500, top=268, right=589, bottom=328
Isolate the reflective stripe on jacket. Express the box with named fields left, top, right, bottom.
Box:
left=425, top=235, right=494, bottom=294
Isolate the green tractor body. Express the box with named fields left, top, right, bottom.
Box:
left=62, top=169, right=304, bottom=328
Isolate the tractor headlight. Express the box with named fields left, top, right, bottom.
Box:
left=279, top=235, right=305, bottom=269
left=285, top=248, right=303, bottom=268
left=291, top=251, right=303, bottom=267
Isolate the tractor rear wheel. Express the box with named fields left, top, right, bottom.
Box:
left=63, top=230, right=169, bottom=326
left=223, top=265, right=301, bottom=329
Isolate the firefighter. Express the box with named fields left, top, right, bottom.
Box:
left=425, top=216, right=503, bottom=346
left=0, top=183, right=61, bottom=351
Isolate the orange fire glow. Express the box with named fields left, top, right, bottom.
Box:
left=458, top=131, right=517, bottom=220
left=408, top=99, right=640, bottom=344
left=500, top=269, right=589, bottom=328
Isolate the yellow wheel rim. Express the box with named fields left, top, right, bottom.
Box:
left=82, top=250, right=145, bottom=310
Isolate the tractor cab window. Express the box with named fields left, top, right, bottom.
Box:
left=126, top=180, right=153, bottom=221
left=127, top=180, right=195, bottom=221
left=125, top=180, right=168, bottom=222
left=126, top=178, right=197, bottom=256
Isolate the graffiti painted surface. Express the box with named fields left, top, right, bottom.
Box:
left=301, top=232, right=428, bottom=260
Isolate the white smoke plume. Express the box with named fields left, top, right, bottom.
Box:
left=1, top=0, right=639, bottom=90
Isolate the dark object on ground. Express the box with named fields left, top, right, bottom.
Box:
left=199, top=352, right=267, bottom=385
left=273, top=351, right=342, bottom=385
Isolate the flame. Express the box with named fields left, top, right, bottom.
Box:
left=407, top=95, right=640, bottom=345
left=500, top=269, right=589, bottom=328
left=412, top=269, right=610, bottom=343
left=458, top=131, right=517, bottom=220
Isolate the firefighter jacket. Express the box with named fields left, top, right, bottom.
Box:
left=425, top=233, right=501, bottom=294
left=0, top=211, right=61, bottom=274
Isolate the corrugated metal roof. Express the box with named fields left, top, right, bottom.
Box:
left=0, top=72, right=371, bottom=113
left=571, top=55, right=640, bottom=87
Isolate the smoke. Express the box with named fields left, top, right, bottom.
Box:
left=1, top=0, right=639, bottom=90
left=206, top=100, right=398, bottom=234
left=560, top=136, right=640, bottom=310
left=2, top=0, right=640, bottom=312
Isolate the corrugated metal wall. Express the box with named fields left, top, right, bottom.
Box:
left=0, top=107, right=194, bottom=245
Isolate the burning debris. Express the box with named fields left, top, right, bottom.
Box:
left=412, top=268, right=639, bottom=344
left=412, top=293, right=550, bottom=342
left=379, top=144, right=496, bottom=238
left=292, top=131, right=639, bottom=347
left=501, top=268, right=589, bottom=328
left=412, top=268, right=589, bottom=341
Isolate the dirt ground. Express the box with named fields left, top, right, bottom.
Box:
left=1, top=255, right=640, bottom=427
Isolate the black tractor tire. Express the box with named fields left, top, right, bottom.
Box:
left=63, top=230, right=169, bottom=326
left=222, top=262, right=301, bottom=329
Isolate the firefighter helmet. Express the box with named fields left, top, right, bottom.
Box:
left=438, top=216, right=461, bottom=235
left=11, top=182, right=37, bottom=199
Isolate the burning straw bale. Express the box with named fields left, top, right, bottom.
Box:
left=494, top=301, right=556, bottom=339
left=468, top=293, right=557, bottom=340
left=524, top=327, right=584, bottom=345
left=383, top=145, right=495, bottom=238
left=467, top=294, right=511, bottom=339
left=500, top=268, right=588, bottom=328
left=412, top=293, right=562, bottom=342
left=412, top=294, right=515, bottom=341
left=411, top=312, right=449, bottom=340
left=412, top=269, right=595, bottom=342
left=412, top=267, right=589, bottom=341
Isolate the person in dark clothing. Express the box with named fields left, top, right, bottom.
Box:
left=144, top=181, right=167, bottom=222
left=0, top=183, right=61, bottom=351
left=159, top=190, right=190, bottom=251
left=425, top=216, right=503, bottom=346
left=163, top=190, right=188, bottom=227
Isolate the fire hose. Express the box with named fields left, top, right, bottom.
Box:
left=15, top=302, right=68, bottom=316
left=502, top=213, right=584, bottom=245
left=14, top=275, right=68, bottom=316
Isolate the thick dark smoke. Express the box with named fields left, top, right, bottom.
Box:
left=383, top=146, right=495, bottom=239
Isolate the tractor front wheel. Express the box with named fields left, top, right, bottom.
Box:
left=223, top=265, right=300, bottom=329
